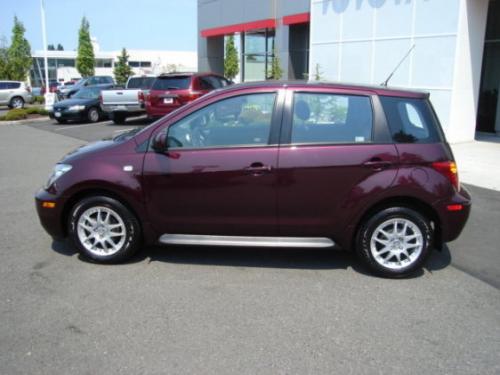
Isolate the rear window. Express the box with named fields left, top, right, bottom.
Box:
left=152, top=76, right=191, bottom=90
left=380, top=96, right=443, bottom=143
left=127, top=77, right=155, bottom=89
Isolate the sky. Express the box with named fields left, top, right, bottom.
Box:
left=0, top=0, right=197, bottom=52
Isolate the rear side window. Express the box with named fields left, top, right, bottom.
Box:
left=7, top=82, right=21, bottom=89
left=291, top=93, right=373, bottom=144
left=380, top=96, right=443, bottom=143
left=127, top=77, right=155, bottom=89
left=152, top=76, right=191, bottom=90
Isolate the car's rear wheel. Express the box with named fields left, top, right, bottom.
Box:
left=355, top=207, right=432, bottom=277
left=69, top=196, right=141, bottom=263
left=112, top=113, right=126, bottom=124
left=87, top=107, right=100, bottom=123
left=9, top=96, right=24, bottom=109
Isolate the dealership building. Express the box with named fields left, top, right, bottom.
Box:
left=198, top=0, right=499, bottom=142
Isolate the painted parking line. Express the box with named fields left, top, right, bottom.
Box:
left=53, top=122, right=109, bottom=131
left=113, top=128, right=134, bottom=134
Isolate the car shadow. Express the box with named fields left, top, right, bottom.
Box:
left=51, top=239, right=452, bottom=278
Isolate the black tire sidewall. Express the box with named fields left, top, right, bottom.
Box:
left=112, top=114, right=126, bottom=124
left=69, top=196, right=141, bottom=263
left=356, top=207, right=433, bottom=277
left=10, top=97, right=24, bottom=109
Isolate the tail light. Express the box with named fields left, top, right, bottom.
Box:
left=179, top=91, right=202, bottom=103
left=138, top=91, right=145, bottom=104
left=432, top=161, right=459, bottom=191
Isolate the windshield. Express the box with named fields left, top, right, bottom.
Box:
left=73, top=86, right=101, bottom=99
left=127, top=77, right=156, bottom=89
left=152, top=76, right=191, bottom=90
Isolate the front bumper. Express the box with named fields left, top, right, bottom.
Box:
left=35, top=188, right=67, bottom=239
left=49, top=109, right=86, bottom=121
left=436, top=185, right=472, bottom=243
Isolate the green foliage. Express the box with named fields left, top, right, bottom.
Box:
left=113, top=48, right=133, bottom=86
left=48, top=44, right=55, bottom=50
left=76, top=17, right=95, bottom=77
left=0, top=45, right=8, bottom=79
left=32, top=95, right=45, bottom=104
left=56, top=43, right=64, bottom=51
left=268, top=48, right=283, bottom=80
left=7, top=17, right=32, bottom=81
left=0, top=106, right=48, bottom=121
left=224, top=35, right=239, bottom=81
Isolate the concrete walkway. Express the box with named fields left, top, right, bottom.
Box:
left=451, top=133, right=500, bottom=191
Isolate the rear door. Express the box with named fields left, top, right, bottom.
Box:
left=142, top=89, right=284, bottom=236
left=277, top=88, right=399, bottom=238
left=0, top=82, right=8, bottom=103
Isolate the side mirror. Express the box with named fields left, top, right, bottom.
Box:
left=151, top=132, right=167, bottom=152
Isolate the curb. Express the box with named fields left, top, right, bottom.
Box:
left=0, top=116, right=50, bottom=125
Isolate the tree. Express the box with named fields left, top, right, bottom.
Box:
left=76, top=17, right=95, bottom=77
left=113, top=48, right=133, bottom=86
left=47, top=44, right=55, bottom=50
left=7, top=17, right=32, bottom=81
left=0, top=36, right=8, bottom=79
left=313, top=63, right=323, bottom=81
left=56, top=43, right=64, bottom=51
left=268, top=48, right=282, bottom=80
left=224, top=35, right=239, bottom=81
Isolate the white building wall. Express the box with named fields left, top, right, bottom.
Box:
left=309, top=0, right=488, bottom=142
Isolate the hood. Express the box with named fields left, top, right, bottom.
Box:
left=61, top=139, right=117, bottom=163
left=54, top=97, right=96, bottom=108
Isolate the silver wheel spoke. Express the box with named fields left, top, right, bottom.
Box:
left=77, top=206, right=126, bottom=257
left=370, top=217, right=424, bottom=271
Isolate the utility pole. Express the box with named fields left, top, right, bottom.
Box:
left=40, top=0, right=54, bottom=109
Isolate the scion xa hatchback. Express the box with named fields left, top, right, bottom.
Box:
left=35, top=82, right=471, bottom=277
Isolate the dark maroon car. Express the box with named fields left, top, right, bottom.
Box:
left=145, top=72, right=231, bottom=119
left=35, top=81, right=471, bottom=277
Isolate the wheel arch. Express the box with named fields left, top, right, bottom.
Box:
left=351, top=196, right=442, bottom=250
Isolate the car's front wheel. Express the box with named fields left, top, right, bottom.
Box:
left=112, top=113, right=126, bottom=124
left=87, top=107, right=100, bottom=123
left=355, top=207, right=432, bottom=277
left=69, top=196, right=141, bottom=263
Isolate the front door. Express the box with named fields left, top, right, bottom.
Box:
left=142, top=90, right=282, bottom=237
left=277, top=89, right=399, bottom=238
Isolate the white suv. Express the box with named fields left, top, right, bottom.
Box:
left=0, top=81, right=33, bottom=109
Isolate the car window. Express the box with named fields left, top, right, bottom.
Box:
left=0, top=82, right=6, bottom=89
left=152, top=76, right=191, bottom=90
left=291, top=93, right=373, bottom=144
left=127, top=77, right=155, bottom=89
left=380, top=96, right=443, bottom=143
left=199, top=77, right=216, bottom=90
left=6, top=82, right=21, bottom=89
left=166, top=93, right=276, bottom=149
left=73, top=86, right=101, bottom=99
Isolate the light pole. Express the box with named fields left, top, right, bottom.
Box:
left=40, top=0, right=54, bottom=109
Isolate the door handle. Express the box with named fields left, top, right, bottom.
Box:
left=244, top=162, right=272, bottom=175
left=363, top=158, right=393, bottom=170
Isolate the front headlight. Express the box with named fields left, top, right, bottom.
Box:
left=45, top=164, right=72, bottom=189
left=68, top=105, right=85, bottom=111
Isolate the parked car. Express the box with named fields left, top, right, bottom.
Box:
left=40, top=80, right=59, bottom=95
left=56, top=81, right=76, bottom=99
left=35, top=81, right=471, bottom=277
left=146, top=72, right=231, bottom=119
left=0, top=80, right=33, bottom=109
left=49, top=84, right=114, bottom=124
left=100, top=75, right=156, bottom=124
left=59, top=76, right=114, bottom=99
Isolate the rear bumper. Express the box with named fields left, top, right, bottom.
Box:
left=35, top=188, right=67, bottom=239
left=435, top=185, right=472, bottom=243
left=145, top=104, right=179, bottom=118
left=101, top=104, right=144, bottom=113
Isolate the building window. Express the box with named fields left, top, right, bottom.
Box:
left=129, top=61, right=140, bottom=67
left=242, top=29, right=275, bottom=82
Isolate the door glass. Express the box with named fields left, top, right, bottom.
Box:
left=167, top=93, right=276, bottom=149
left=291, top=93, right=373, bottom=144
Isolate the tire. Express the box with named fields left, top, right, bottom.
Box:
left=68, top=196, right=142, bottom=263
left=112, top=113, right=126, bottom=124
left=9, top=96, right=25, bottom=109
left=55, top=119, right=67, bottom=124
left=87, top=107, right=100, bottom=123
left=355, top=207, right=433, bottom=278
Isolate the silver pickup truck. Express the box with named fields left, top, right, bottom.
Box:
left=100, top=75, right=156, bottom=124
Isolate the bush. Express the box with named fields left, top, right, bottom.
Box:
left=32, top=95, right=45, bottom=104
left=0, top=106, right=49, bottom=121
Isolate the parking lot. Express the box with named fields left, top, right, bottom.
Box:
left=1, top=118, right=499, bottom=374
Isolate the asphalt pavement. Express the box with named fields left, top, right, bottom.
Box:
left=0, top=120, right=499, bottom=374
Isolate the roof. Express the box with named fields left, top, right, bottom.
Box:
left=218, top=80, right=429, bottom=98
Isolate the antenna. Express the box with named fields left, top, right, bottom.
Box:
left=381, top=44, right=415, bottom=87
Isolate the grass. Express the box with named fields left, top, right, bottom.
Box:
left=0, top=106, right=49, bottom=121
